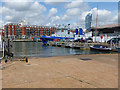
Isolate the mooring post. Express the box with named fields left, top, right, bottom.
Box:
left=110, top=39, right=113, bottom=49
left=3, top=41, right=4, bottom=57
left=8, top=38, right=10, bottom=54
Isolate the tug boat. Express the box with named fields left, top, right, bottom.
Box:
left=90, top=44, right=112, bottom=51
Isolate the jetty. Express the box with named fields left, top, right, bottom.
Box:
left=45, top=41, right=115, bottom=51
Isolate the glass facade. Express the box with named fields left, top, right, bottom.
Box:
left=85, top=13, right=92, bottom=31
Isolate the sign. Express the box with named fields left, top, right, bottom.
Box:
left=101, top=35, right=103, bottom=43
left=101, top=35, right=103, bottom=39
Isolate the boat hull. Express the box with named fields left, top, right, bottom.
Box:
left=90, top=46, right=111, bottom=51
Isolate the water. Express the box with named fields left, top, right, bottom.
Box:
left=13, top=42, right=115, bottom=57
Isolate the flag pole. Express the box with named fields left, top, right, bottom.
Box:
left=95, top=5, right=98, bottom=44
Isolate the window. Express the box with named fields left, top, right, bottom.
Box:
left=12, top=28, right=14, bottom=35
left=32, top=28, right=35, bottom=36
left=12, top=26, right=14, bottom=28
left=26, top=28, right=30, bottom=36
left=6, top=26, right=8, bottom=37
left=20, top=29, right=22, bottom=36
left=68, top=30, right=70, bottom=34
left=37, top=29, right=40, bottom=36
left=43, top=29, right=46, bottom=35
left=52, top=30, right=54, bottom=34
left=48, top=29, right=50, bottom=36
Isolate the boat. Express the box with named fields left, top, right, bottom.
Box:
left=90, top=45, right=112, bottom=51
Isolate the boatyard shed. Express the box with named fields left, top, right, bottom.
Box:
left=91, top=24, right=120, bottom=36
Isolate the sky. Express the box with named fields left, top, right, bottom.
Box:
left=0, top=0, right=119, bottom=29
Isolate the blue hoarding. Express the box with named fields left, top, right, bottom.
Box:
left=79, top=28, right=83, bottom=35
left=75, top=29, right=78, bottom=35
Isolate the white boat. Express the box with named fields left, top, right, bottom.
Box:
left=90, top=44, right=112, bottom=51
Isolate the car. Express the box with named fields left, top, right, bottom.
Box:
left=107, top=38, right=120, bottom=44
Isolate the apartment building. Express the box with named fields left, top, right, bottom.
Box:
left=4, top=23, right=57, bottom=39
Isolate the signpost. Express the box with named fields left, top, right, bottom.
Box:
left=101, top=35, right=103, bottom=43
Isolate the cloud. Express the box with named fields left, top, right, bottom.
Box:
left=0, top=6, right=14, bottom=15
left=64, top=2, right=89, bottom=16
left=5, top=16, right=13, bottom=20
left=91, top=8, right=117, bottom=26
left=66, top=8, right=81, bottom=16
left=0, top=1, right=47, bottom=25
left=0, top=18, right=4, bottom=28
left=65, top=0, right=83, bottom=8
left=0, top=1, right=118, bottom=30
left=4, top=2, right=32, bottom=11
left=51, top=16, right=60, bottom=22
left=76, top=8, right=118, bottom=29
left=30, top=1, right=46, bottom=12
left=2, top=0, right=33, bottom=2
left=46, top=15, right=61, bottom=26
left=111, top=15, right=118, bottom=24
left=61, top=2, right=89, bottom=28
left=44, top=0, right=67, bottom=2
left=62, top=14, right=72, bottom=21
left=49, top=8, right=58, bottom=16
left=44, top=0, right=68, bottom=5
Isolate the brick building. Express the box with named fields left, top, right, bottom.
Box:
left=4, top=23, right=20, bottom=38
left=0, top=28, right=4, bottom=37
left=4, top=23, right=57, bottom=39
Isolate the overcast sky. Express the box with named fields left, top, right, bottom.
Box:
left=0, top=0, right=119, bottom=29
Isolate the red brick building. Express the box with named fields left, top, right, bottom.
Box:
left=4, top=23, right=20, bottom=38
left=0, top=28, right=4, bottom=37
left=4, top=23, right=57, bottom=39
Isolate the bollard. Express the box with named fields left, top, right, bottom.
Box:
left=0, top=58, right=1, bottom=64
left=5, top=59, right=7, bottom=63
left=25, top=57, right=28, bottom=63
left=110, top=39, right=113, bottom=49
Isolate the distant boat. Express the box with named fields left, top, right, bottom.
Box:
left=90, top=45, right=112, bottom=51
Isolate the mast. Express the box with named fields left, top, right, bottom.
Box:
left=95, top=6, right=98, bottom=43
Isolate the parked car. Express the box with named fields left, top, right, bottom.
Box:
left=107, top=38, right=120, bottom=44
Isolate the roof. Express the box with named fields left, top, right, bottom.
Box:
left=91, top=24, right=120, bottom=29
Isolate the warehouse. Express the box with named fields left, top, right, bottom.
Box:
left=91, top=24, right=120, bottom=37
left=90, top=24, right=120, bottom=42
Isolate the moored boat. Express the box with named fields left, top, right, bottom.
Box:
left=90, top=45, right=112, bottom=51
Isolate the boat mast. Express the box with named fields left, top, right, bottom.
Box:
left=95, top=5, right=98, bottom=43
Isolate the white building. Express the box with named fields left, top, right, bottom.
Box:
left=85, top=13, right=92, bottom=31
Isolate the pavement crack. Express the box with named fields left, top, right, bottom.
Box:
left=56, top=71, right=98, bottom=88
